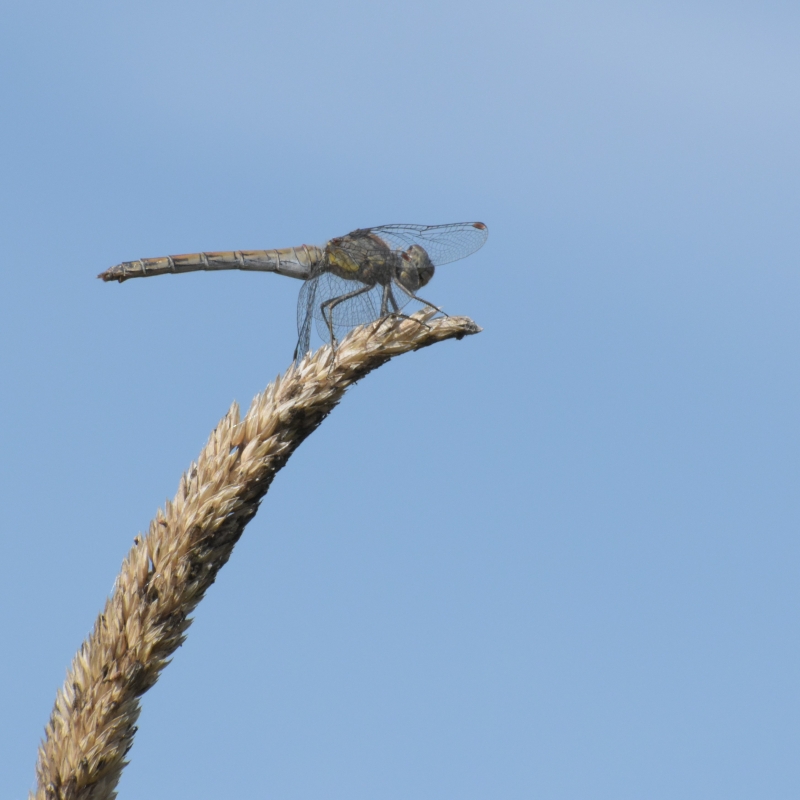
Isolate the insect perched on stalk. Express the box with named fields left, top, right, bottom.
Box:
left=99, top=221, right=489, bottom=359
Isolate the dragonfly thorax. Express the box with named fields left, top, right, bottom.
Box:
left=323, top=232, right=435, bottom=294
left=324, top=232, right=395, bottom=284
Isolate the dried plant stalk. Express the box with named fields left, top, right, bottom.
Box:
left=32, top=310, right=480, bottom=800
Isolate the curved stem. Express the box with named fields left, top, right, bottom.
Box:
left=32, top=310, right=481, bottom=800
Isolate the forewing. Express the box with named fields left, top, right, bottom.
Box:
left=356, top=222, right=488, bottom=266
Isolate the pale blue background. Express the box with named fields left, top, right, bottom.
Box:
left=2, top=1, right=799, bottom=797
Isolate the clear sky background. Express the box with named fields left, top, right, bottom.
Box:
left=2, top=1, right=799, bottom=797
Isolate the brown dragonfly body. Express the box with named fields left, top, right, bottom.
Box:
left=99, top=222, right=488, bottom=359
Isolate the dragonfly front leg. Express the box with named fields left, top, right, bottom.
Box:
left=392, top=278, right=446, bottom=318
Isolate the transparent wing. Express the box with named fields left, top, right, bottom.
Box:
left=352, top=222, right=488, bottom=266
left=298, top=272, right=413, bottom=351
left=310, top=273, right=382, bottom=341
left=295, top=277, right=319, bottom=359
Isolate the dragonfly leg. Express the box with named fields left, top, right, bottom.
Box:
left=380, top=283, right=392, bottom=317
left=320, top=283, right=375, bottom=348
left=369, top=283, right=435, bottom=340
left=371, top=285, right=402, bottom=338
left=392, top=278, right=447, bottom=318
left=387, top=285, right=401, bottom=314
left=368, top=278, right=443, bottom=333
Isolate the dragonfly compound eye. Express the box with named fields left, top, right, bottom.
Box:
left=398, top=244, right=435, bottom=291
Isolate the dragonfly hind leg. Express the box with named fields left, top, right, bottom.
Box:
left=320, top=283, right=375, bottom=349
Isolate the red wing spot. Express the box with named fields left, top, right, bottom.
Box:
left=402, top=251, right=410, bottom=261
left=473, top=222, right=487, bottom=230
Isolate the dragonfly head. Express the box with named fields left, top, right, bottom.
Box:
left=397, top=244, right=435, bottom=292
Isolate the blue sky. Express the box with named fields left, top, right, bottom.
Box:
left=1, top=1, right=799, bottom=797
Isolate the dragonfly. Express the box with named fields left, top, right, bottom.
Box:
left=99, top=222, right=489, bottom=360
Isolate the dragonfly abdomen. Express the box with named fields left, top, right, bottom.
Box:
left=98, top=245, right=323, bottom=283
